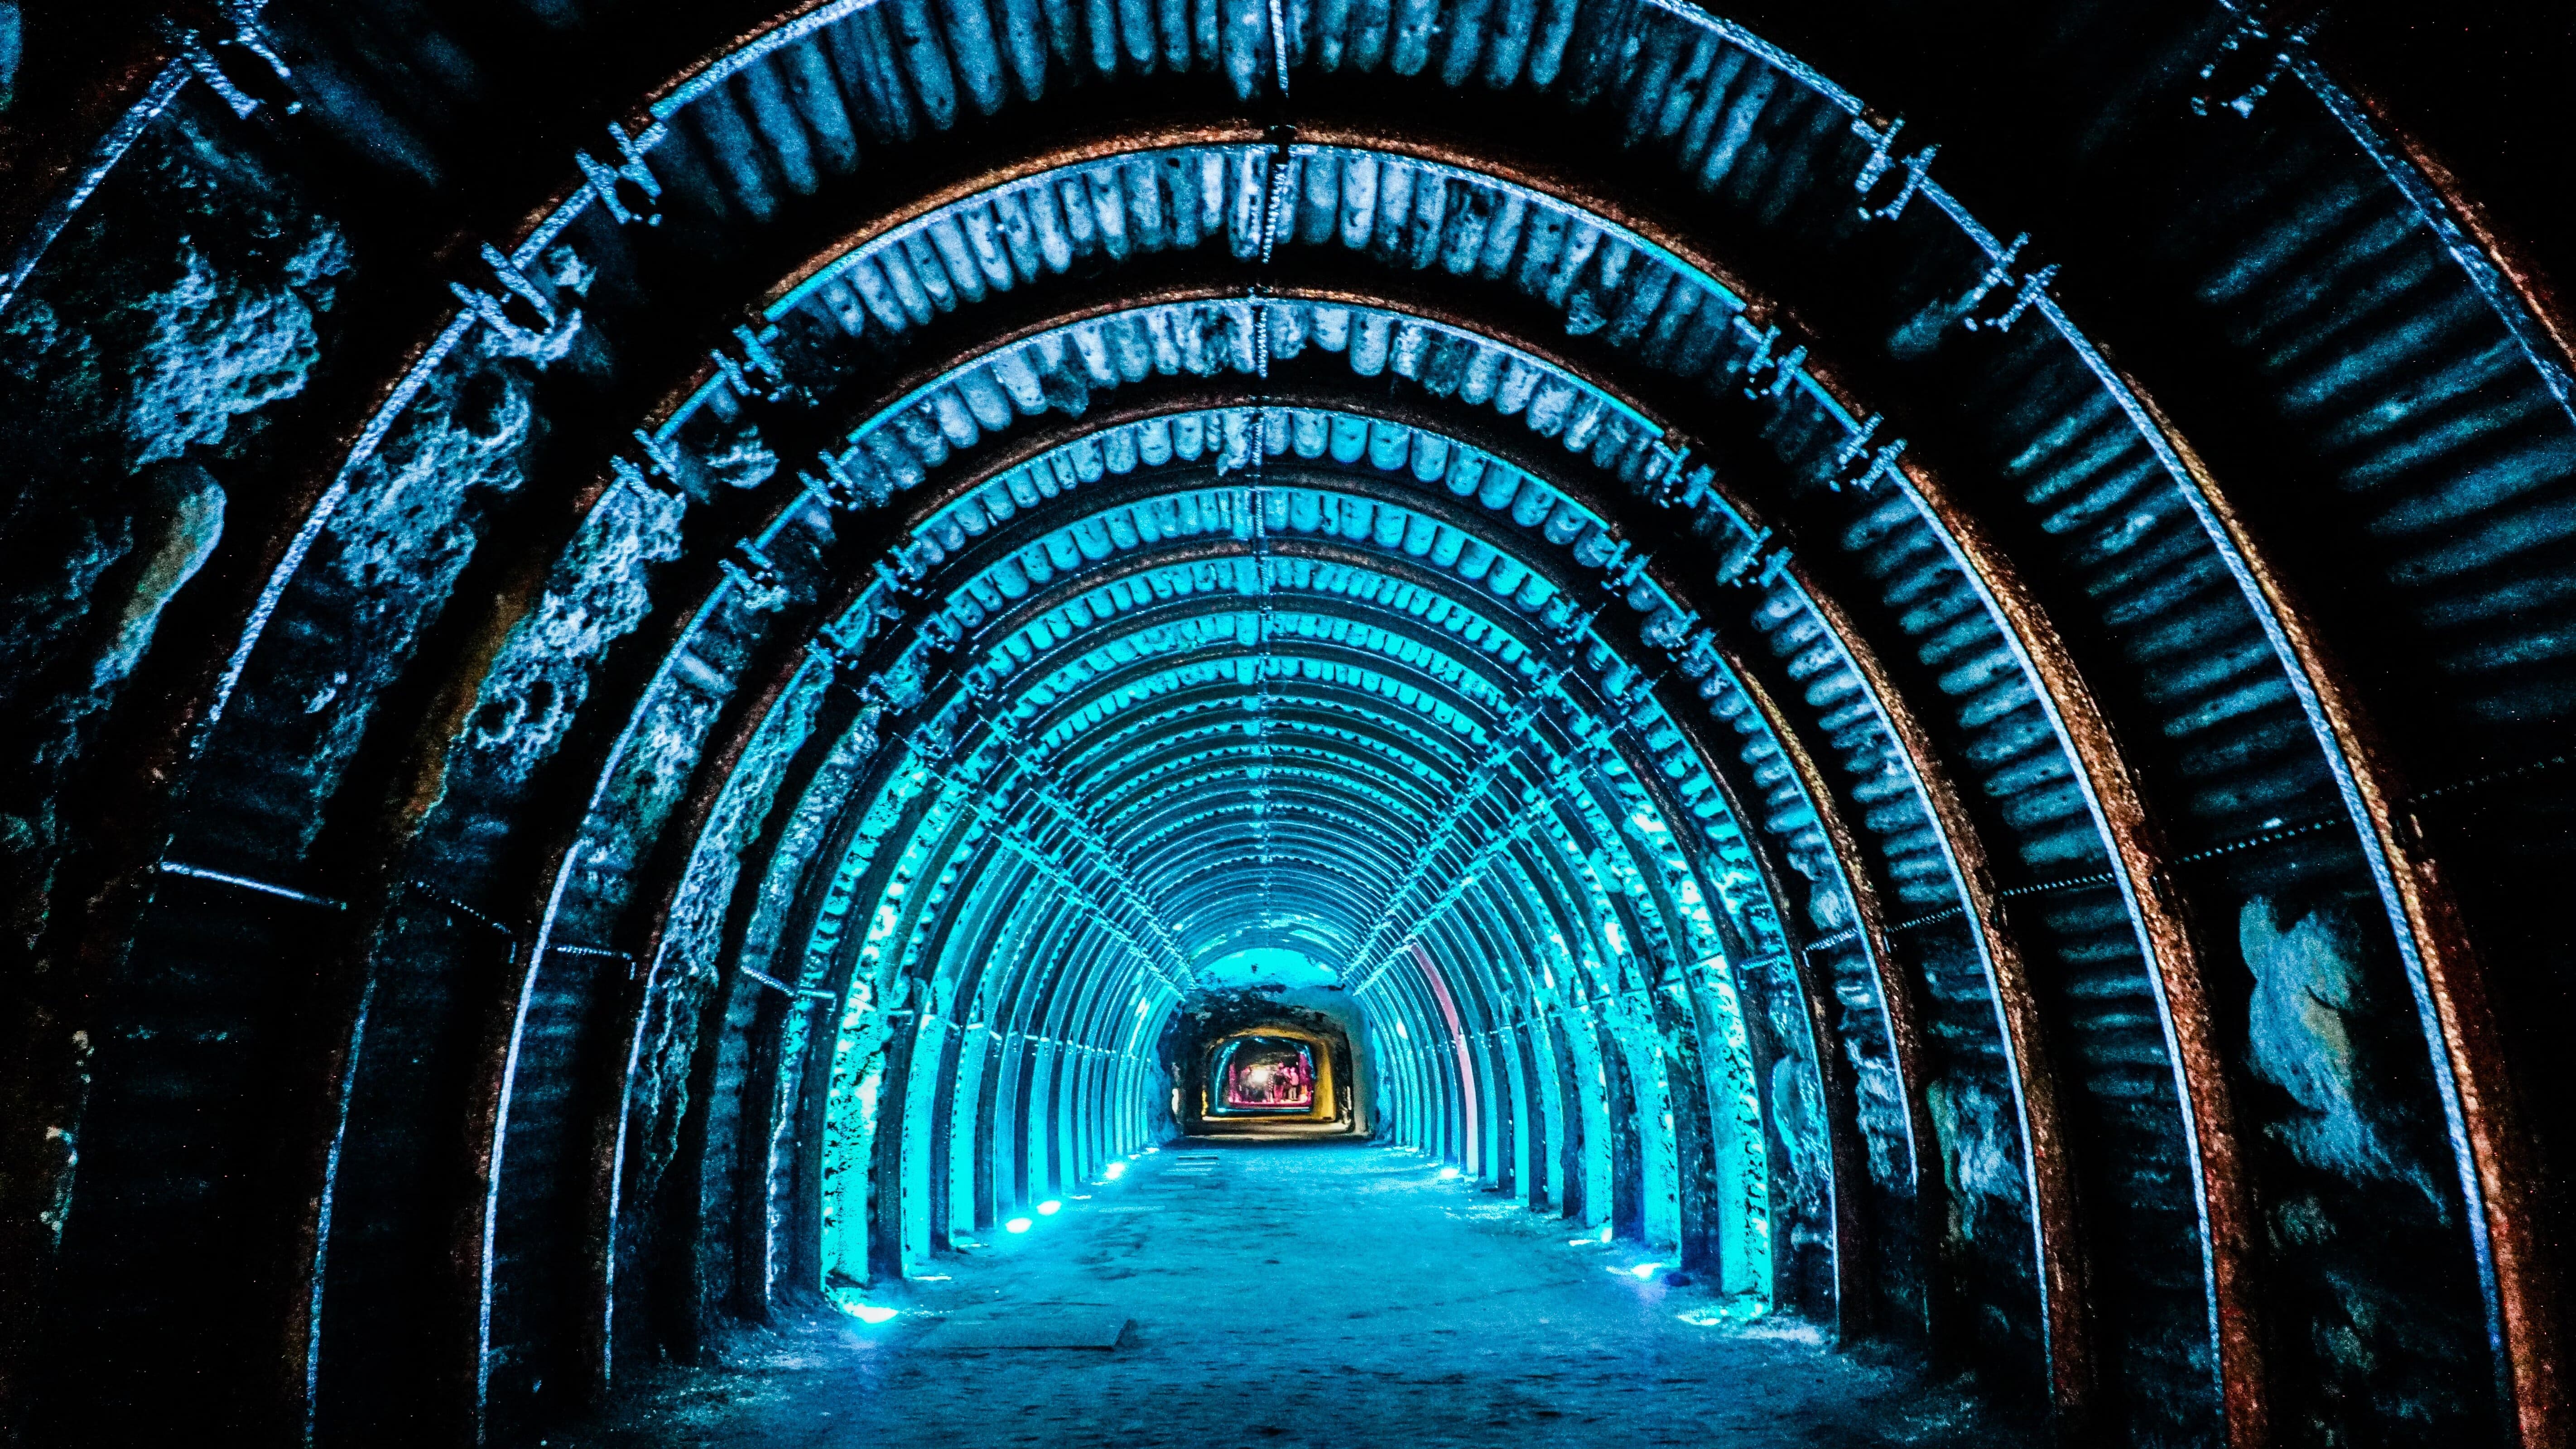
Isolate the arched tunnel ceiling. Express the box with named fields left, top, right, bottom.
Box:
left=4, top=2, right=2575, bottom=1447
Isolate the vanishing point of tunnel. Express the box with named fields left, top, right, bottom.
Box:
left=2, top=0, right=2573, bottom=1445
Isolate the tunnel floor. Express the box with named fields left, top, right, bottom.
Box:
left=560, top=1141, right=2023, bottom=1449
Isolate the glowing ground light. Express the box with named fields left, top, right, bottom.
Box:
left=1102, top=1162, right=1126, bottom=1180
left=848, top=1304, right=898, bottom=1324
left=1626, top=1262, right=1666, bottom=1280
left=1677, top=1301, right=1765, bottom=1327
left=1037, top=1200, right=1062, bottom=1216
left=1006, top=1217, right=1034, bottom=1233
left=1437, top=1167, right=1461, bottom=1181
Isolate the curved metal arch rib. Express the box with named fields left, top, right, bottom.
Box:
left=46, top=1, right=2551, bottom=1444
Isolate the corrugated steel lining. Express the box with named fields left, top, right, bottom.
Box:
left=590, top=248, right=2059, bottom=1388
left=17, top=0, right=2573, bottom=1440
left=602, top=56, right=2576, bottom=1423
left=566, top=67, right=2513, bottom=1429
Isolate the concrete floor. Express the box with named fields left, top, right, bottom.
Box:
left=559, top=1139, right=2027, bottom=1449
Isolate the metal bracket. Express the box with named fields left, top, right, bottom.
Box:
left=1851, top=116, right=1907, bottom=199
left=720, top=540, right=790, bottom=611
left=627, top=428, right=688, bottom=489
left=1852, top=115, right=1937, bottom=223
left=166, top=7, right=300, bottom=120
left=1602, top=548, right=1651, bottom=596
left=1644, top=435, right=1697, bottom=506
left=449, top=244, right=554, bottom=336
left=873, top=556, right=925, bottom=600
left=611, top=449, right=684, bottom=514
left=451, top=243, right=583, bottom=360
left=1832, top=417, right=1907, bottom=493
left=576, top=121, right=664, bottom=226
left=905, top=724, right=956, bottom=765
left=819, top=450, right=889, bottom=509
left=2190, top=5, right=2318, bottom=120
left=1642, top=605, right=1699, bottom=656
left=1953, top=232, right=2030, bottom=331
left=920, top=610, right=965, bottom=654
left=794, top=469, right=847, bottom=516
left=1740, top=336, right=1806, bottom=403
left=1966, top=262, right=2059, bottom=334
left=1714, top=524, right=1775, bottom=587
left=712, top=325, right=797, bottom=405
left=1733, top=324, right=1778, bottom=389
left=732, top=539, right=780, bottom=583
left=805, top=614, right=868, bottom=673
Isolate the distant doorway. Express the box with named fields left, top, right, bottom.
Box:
left=1215, top=1036, right=1317, bottom=1113
left=1177, top=1016, right=1357, bottom=1135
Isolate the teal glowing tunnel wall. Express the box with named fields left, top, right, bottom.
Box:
left=792, top=408, right=1788, bottom=1306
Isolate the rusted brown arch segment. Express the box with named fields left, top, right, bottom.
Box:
left=1712, top=655, right=1941, bottom=1336
left=2218, top=73, right=2570, bottom=1441
left=2332, top=77, right=2576, bottom=403
left=1657, top=534, right=2091, bottom=1429
left=1832, top=443, right=2268, bottom=1444
left=1648, top=609, right=1916, bottom=1344
left=2126, top=384, right=2565, bottom=1449
left=1286, top=110, right=2563, bottom=1448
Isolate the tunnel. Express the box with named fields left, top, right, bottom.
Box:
left=2, top=0, right=2574, bottom=1444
